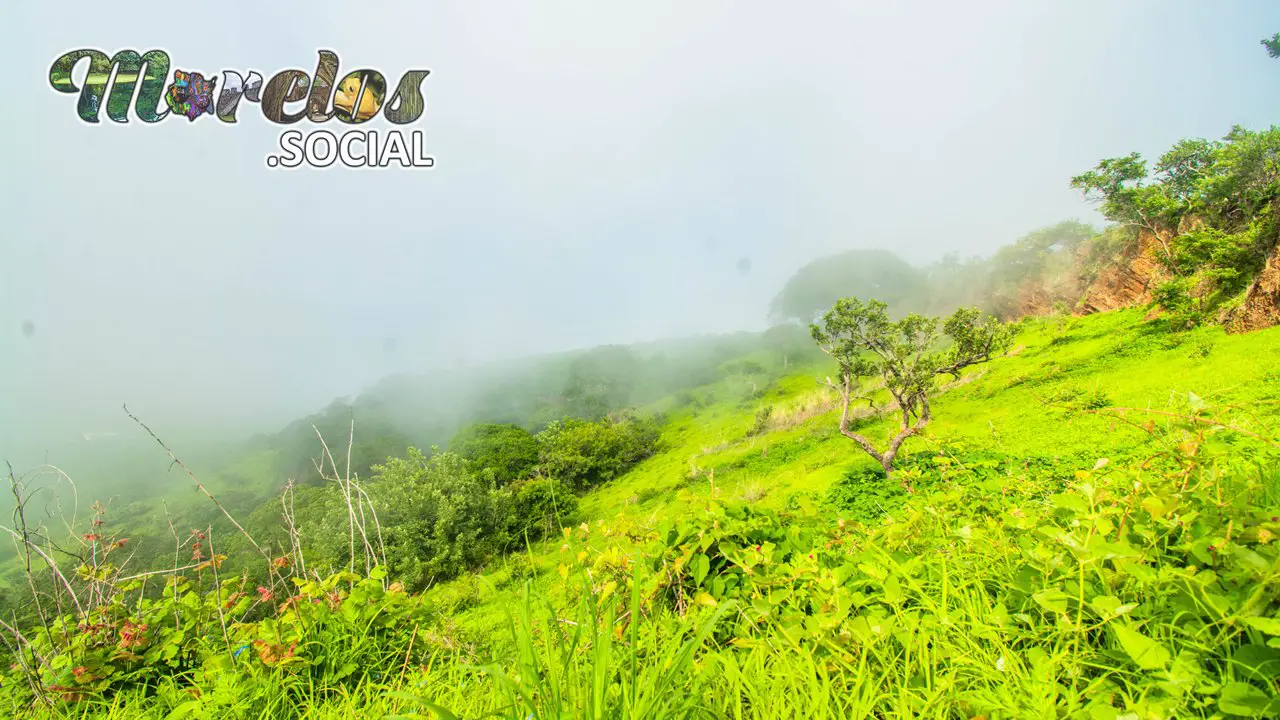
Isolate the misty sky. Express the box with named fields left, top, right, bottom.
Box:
left=2, top=1, right=1280, bottom=461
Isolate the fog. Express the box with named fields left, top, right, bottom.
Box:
left=2, top=1, right=1279, bottom=469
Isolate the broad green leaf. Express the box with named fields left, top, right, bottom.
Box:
left=710, top=574, right=726, bottom=599
left=1244, top=617, right=1280, bottom=636
left=691, top=554, right=710, bottom=588
left=1219, top=682, right=1278, bottom=717
left=1051, top=493, right=1090, bottom=513
left=1112, top=623, right=1170, bottom=670
left=1033, top=589, right=1071, bottom=615
left=883, top=574, right=903, bottom=604
left=1090, top=595, right=1137, bottom=619
left=1232, top=644, right=1280, bottom=681
left=1141, top=496, right=1171, bottom=520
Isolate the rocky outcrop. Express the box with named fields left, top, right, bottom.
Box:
left=1223, top=240, right=1280, bottom=333
left=1075, top=227, right=1170, bottom=315
left=988, top=212, right=1279, bottom=334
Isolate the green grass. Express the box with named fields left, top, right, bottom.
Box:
left=438, top=310, right=1279, bottom=634
left=5, top=309, right=1280, bottom=718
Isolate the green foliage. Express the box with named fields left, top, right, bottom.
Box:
left=769, top=249, right=926, bottom=323
left=980, top=221, right=1097, bottom=318
left=646, top=422, right=1280, bottom=718
left=508, top=476, right=578, bottom=541
left=448, top=423, right=539, bottom=485
left=3, top=309, right=1280, bottom=718
left=810, top=296, right=1012, bottom=475
left=651, top=502, right=815, bottom=608
left=722, top=359, right=767, bottom=377
left=1152, top=276, right=1199, bottom=323
left=1071, top=151, right=1175, bottom=231
left=535, top=416, right=660, bottom=491
left=271, top=399, right=416, bottom=487
left=821, top=465, right=900, bottom=522
left=353, top=448, right=511, bottom=589
left=1072, top=126, right=1280, bottom=322
left=1190, top=335, right=1216, bottom=359
left=1164, top=225, right=1263, bottom=285
left=1080, top=387, right=1113, bottom=409
left=561, top=346, right=640, bottom=420
left=747, top=405, right=773, bottom=437
left=1263, top=32, right=1280, bottom=59
left=2, top=567, right=428, bottom=715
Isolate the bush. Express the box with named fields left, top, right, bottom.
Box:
left=1189, top=336, right=1216, bottom=358
left=1081, top=388, right=1113, bottom=409
left=508, top=477, right=578, bottom=541
left=1045, top=384, right=1111, bottom=410
left=449, top=423, right=540, bottom=485
left=349, top=448, right=514, bottom=590
left=747, top=406, right=773, bottom=437
left=536, top=416, right=661, bottom=491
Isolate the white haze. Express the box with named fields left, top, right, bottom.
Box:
left=1, top=0, right=1279, bottom=467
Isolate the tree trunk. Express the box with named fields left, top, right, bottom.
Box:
left=830, top=372, right=927, bottom=490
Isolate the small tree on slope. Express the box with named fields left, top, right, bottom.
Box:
left=810, top=298, right=1012, bottom=482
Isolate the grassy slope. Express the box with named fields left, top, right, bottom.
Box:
left=5, top=309, right=1278, bottom=718
left=434, top=309, right=1280, bottom=638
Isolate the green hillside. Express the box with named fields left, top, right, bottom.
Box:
left=431, top=308, right=1280, bottom=638
left=5, top=308, right=1277, bottom=718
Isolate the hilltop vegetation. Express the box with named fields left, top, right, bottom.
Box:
left=771, top=125, right=1280, bottom=333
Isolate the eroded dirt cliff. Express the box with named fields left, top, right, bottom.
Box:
left=1223, top=240, right=1280, bottom=333
left=1075, top=228, right=1170, bottom=315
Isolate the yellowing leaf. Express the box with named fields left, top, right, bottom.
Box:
left=1141, top=496, right=1170, bottom=520
left=599, top=581, right=617, bottom=602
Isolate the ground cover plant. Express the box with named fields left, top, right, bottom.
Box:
left=1, top=303, right=1278, bottom=719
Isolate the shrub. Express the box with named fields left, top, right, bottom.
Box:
left=747, top=406, right=773, bottom=437
left=1189, top=336, right=1216, bottom=358
left=449, top=423, right=540, bottom=485
left=1044, top=385, right=1085, bottom=404
left=508, top=477, right=578, bottom=541
left=536, top=416, right=660, bottom=491
left=1081, top=388, right=1113, bottom=409
left=335, top=448, right=515, bottom=590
